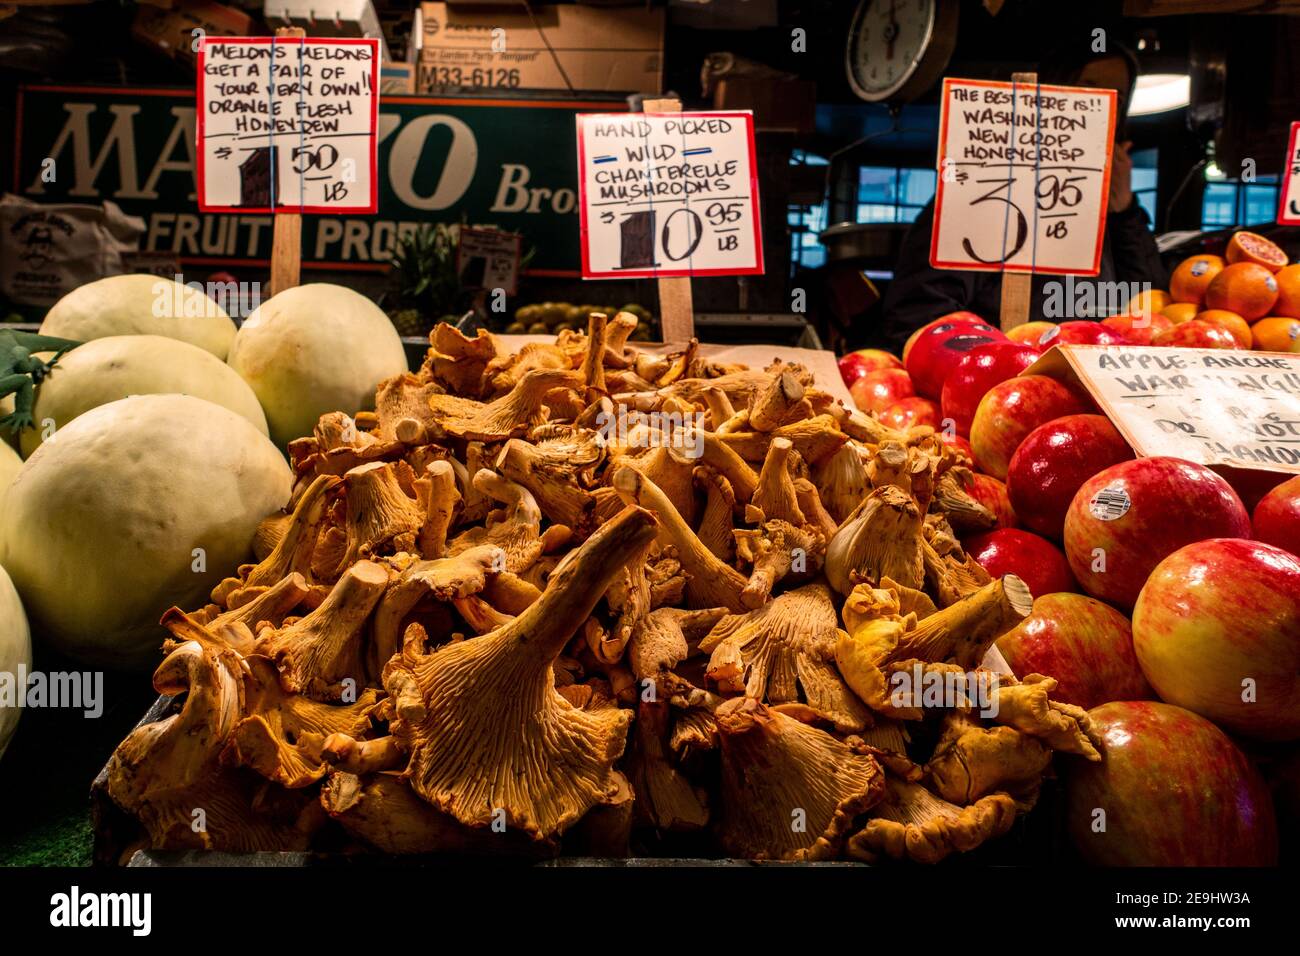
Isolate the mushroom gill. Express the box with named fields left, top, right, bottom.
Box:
left=699, top=582, right=871, bottom=733
left=714, top=698, right=885, bottom=860
left=380, top=505, right=658, bottom=841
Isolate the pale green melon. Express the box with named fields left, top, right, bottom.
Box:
left=19, top=335, right=268, bottom=457
left=227, top=283, right=407, bottom=447
left=0, top=394, right=291, bottom=668
left=0, top=564, right=31, bottom=760
left=40, top=274, right=237, bottom=359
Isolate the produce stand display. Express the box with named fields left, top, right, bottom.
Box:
left=1, top=5, right=1298, bottom=917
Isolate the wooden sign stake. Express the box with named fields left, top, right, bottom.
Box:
left=643, top=97, right=696, bottom=344
left=269, top=26, right=305, bottom=297
left=998, top=71, right=1036, bottom=333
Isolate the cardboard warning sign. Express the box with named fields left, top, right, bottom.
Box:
left=932, top=78, right=1116, bottom=276
left=457, top=227, right=521, bottom=295
left=575, top=111, right=763, bottom=279
left=197, top=36, right=379, bottom=213
left=1028, top=343, right=1300, bottom=474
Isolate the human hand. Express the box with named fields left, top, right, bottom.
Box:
left=1109, top=140, right=1134, bottom=214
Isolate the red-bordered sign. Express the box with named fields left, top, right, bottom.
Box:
left=576, top=111, right=764, bottom=279
left=931, top=78, right=1116, bottom=277
left=1277, top=121, right=1300, bottom=227
left=196, top=36, right=379, bottom=214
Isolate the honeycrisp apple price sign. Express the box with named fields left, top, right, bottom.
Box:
left=576, top=111, right=763, bottom=279
left=197, top=36, right=379, bottom=214
left=1031, top=344, right=1300, bottom=474
left=932, top=78, right=1117, bottom=276
left=1278, top=121, right=1300, bottom=226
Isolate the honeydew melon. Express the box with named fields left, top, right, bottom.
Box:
left=0, top=442, right=20, bottom=510
left=0, top=394, right=291, bottom=669
left=39, top=274, right=237, bottom=359
left=18, top=334, right=268, bottom=457
left=0, top=564, right=29, bottom=760
left=227, top=283, right=407, bottom=447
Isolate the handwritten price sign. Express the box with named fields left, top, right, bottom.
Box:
left=1031, top=344, right=1300, bottom=474
left=576, top=111, right=763, bottom=279
left=931, top=78, right=1116, bottom=276
left=1277, top=121, right=1300, bottom=226
left=197, top=36, right=378, bottom=214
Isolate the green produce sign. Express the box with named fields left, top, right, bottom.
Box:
left=12, top=85, right=613, bottom=275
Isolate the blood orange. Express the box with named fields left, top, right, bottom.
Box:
left=1225, top=231, right=1288, bottom=272
left=1273, top=263, right=1300, bottom=319
left=1203, top=262, right=1280, bottom=321
left=1169, top=254, right=1225, bottom=306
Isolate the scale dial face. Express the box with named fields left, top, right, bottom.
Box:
left=846, top=0, right=940, bottom=102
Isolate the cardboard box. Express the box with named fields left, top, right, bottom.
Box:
left=132, top=0, right=255, bottom=65
left=415, top=2, right=663, bottom=94
left=264, top=0, right=391, bottom=61
left=380, top=61, right=415, bottom=94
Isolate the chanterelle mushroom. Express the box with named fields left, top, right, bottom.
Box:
left=835, top=576, right=1033, bottom=717
left=254, top=559, right=391, bottom=699
left=425, top=367, right=583, bottom=440
left=699, top=583, right=871, bottom=733
left=106, top=634, right=318, bottom=851
left=714, top=698, right=885, bottom=860
left=380, top=506, right=658, bottom=841
left=226, top=656, right=382, bottom=788
left=846, top=775, right=1018, bottom=864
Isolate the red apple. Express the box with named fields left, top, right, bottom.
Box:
left=1253, top=475, right=1300, bottom=555
left=996, top=592, right=1153, bottom=710
left=1152, top=319, right=1244, bottom=350
left=968, top=375, right=1091, bottom=480
left=1063, top=457, right=1251, bottom=608
left=1064, top=701, right=1277, bottom=866
left=902, top=311, right=986, bottom=366
left=963, top=528, right=1075, bottom=600
left=1101, top=312, right=1174, bottom=345
left=1005, top=414, right=1134, bottom=540
left=1038, top=320, right=1124, bottom=348
left=838, top=348, right=902, bottom=386
left=905, top=314, right=1007, bottom=399
left=939, top=431, right=974, bottom=462
left=1218, top=465, right=1289, bottom=512
left=1132, top=538, right=1300, bottom=741
left=939, top=342, right=1041, bottom=438
left=849, top=367, right=915, bottom=415
left=878, top=396, right=940, bottom=431
left=965, top=473, right=1017, bottom=529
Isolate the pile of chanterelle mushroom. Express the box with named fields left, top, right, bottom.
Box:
left=104, top=312, right=1102, bottom=863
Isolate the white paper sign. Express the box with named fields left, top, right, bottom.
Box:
left=1277, top=121, right=1300, bottom=226
left=197, top=37, right=378, bottom=213
left=576, top=111, right=764, bottom=279
left=1030, top=344, right=1300, bottom=474
left=931, top=78, right=1117, bottom=276
left=457, top=227, right=521, bottom=295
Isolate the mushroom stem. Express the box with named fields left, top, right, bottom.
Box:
left=750, top=437, right=805, bottom=525
left=611, top=465, right=749, bottom=612
left=415, top=460, right=459, bottom=558
left=501, top=505, right=660, bottom=663
left=580, top=312, right=608, bottom=396
left=321, top=733, right=406, bottom=774
left=900, top=575, right=1033, bottom=667
left=749, top=370, right=805, bottom=432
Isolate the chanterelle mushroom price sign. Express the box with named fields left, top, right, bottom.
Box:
left=197, top=36, right=379, bottom=214
left=1029, top=344, right=1300, bottom=474
left=931, top=78, right=1116, bottom=276
left=575, top=111, right=764, bottom=279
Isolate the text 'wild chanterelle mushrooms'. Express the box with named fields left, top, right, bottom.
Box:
left=103, top=313, right=1100, bottom=863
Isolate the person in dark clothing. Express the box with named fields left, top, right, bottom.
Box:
left=879, top=47, right=1167, bottom=353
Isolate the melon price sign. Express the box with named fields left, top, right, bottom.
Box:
left=197, top=36, right=379, bottom=214
left=575, top=111, right=763, bottom=279
left=1030, top=344, right=1300, bottom=474
left=1277, top=121, right=1300, bottom=226
left=931, top=78, right=1116, bottom=276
